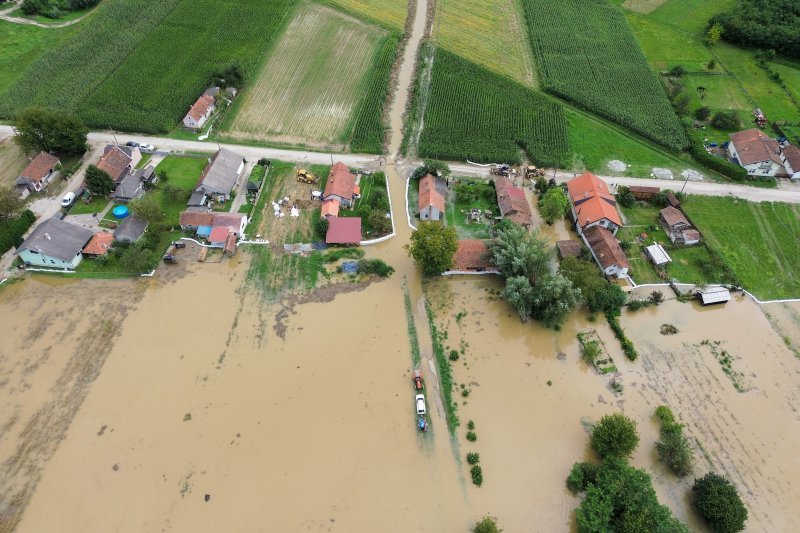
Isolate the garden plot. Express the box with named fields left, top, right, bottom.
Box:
left=225, top=4, right=387, bottom=149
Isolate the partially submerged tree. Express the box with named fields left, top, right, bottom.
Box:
left=529, top=273, right=581, bottom=328
left=488, top=220, right=551, bottom=283
left=406, top=221, right=457, bottom=276
left=84, top=165, right=115, bottom=197
left=591, top=413, right=640, bottom=459
left=538, top=186, right=568, bottom=225
left=473, top=515, right=501, bottom=533
left=13, top=107, right=88, bottom=155
left=692, top=473, right=747, bottom=533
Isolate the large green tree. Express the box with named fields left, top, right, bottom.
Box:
left=13, top=107, right=88, bottom=155
left=591, top=413, right=640, bottom=459
left=488, top=220, right=551, bottom=283
left=538, top=186, right=568, bottom=224
left=84, top=165, right=115, bottom=197
left=407, top=221, right=457, bottom=276
left=692, top=473, right=747, bottom=533
left=501, top=276, right=535, bottom=322
left=561, top=257, right=627, bottom=315
left=529, top=273, right=581, bottom=328
left=129, top=194, right=164, bottom=225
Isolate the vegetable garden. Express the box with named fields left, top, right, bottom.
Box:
left=521, top=0, right=688, bottom=152
left=415, top=47, right=569, bottom=165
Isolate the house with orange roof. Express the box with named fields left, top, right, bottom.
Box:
left=15, top=152, right=60, bottom=195
left=727, top=129, right=785, bottom=177
left=183, top=92, right=216, bottom=130
left=447, top=240, right=498, bottom=274
left=783, top=144, right=800, bottom=180
left=418, top=174, right=446, bottom=221
left=566, top=173, right=622, bottom=236
left=82, top=232, right=114, bottom=257
left=323, top=162, right=358, bottom=208
left=321, top=198, right=340, bottom=218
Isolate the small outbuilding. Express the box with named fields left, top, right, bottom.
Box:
left=695, top=286, right=731, bottom=306
left=16, top=152, right=61, bottom=194
left=326, top=217, right=362, bottom=245
left=628, top=185, right=660, bottom=200
left=450, top=240, right=497, bottom=273
left=114, top=216, right=148, bottom=243
left=645, top=243, right=672, bottom=266
left=82, top=232, right=114, bottom=257
left=556, top=240, right=582, bottom=260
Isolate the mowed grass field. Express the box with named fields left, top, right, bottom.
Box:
left=323, top=0, right=407, bottom=29
left=684, top=197, right=800, bottom=300
left=433, top=0, right=536, bottom=86
left=0, top=139, right=29, bottom=189
left=224, top=4, right=388, bottom=150
left=648, top=0, right=737, bottom=34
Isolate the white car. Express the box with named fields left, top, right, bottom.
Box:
left=139, top=143, right=155, bottom=151
left=415, top=394, right=426, bottom=415
left=61, top=192, right=76, bottom=208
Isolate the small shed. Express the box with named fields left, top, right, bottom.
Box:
left=556, top=240, right=582, bottom=260
left=645, top=243, right=671, bottom=266
left=628, top=185, right=660, bottom=200
left=695, top=286, right=731, bottom=306
left=666, top=192, right=680, bottom=207
left=326, top=217, right=362, bottom=245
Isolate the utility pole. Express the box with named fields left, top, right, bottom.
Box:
left=109, top=127, right=119, bottom=146
left=680, top=172, right=690, bottom=194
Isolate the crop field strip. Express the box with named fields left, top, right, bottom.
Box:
left=416, top=47, right=568, bottom=165
left=224, top=4, right=389, bottom=150
left=0, top=0, right=298, bottom=133
left=433, top=0, right=537, bottom=86
left=323, top=0, right=408, bottom=30
left=521, top=0, right=688, bottom=152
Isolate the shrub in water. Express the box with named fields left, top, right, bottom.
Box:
left=470, top=465, right=483, bottom=486
left=466, top=431, right=477, bottom=442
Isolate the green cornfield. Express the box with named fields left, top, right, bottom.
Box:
left=0, top=0, right=297, bottom=133
left=348, top=32, right=401, bottom=154
left=521, top=0, right=688, bottom=152
left=416, top=47, right=569, bottom=165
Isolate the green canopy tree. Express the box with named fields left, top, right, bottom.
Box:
left=85, top=165, right=115, bottom=197
left=13, top=107, right=88, bottom=155
left=0, top=186, right=24, bottom=223
left=406, top=221, right=457, bottom=276
left=692, top=473, right=747, bottom=533
left=529, top=273, right=581, bottom=328
left=501, top=276, right=535, bottom=322
left=129, top=194, right=164, bottom=225
left=538, top=186, right=568, bottom=224
left=488, top=221, right=552, bottom=283
left=591, top=413, right=640, bottom=459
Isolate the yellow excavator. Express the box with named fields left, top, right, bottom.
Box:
left=296, top=169, right=319, bottom=184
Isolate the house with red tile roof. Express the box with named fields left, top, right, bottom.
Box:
left=97, top=145, right=140, bottom=183
left=659, top=206, right=700, bottom=245
left=583, top=225, right=630, bottom=279
left=326, top=216, right=361, bottom=244
left=321, top=198, right=340, bottom=218
left=15, top=152, right=60, bottom=194
left=418, top=174, right=446, bottom=221
left=566, top=172, right=622, bottom=235
left=183, top=93, right=216, bottom=130
left=82, top=232, right=114, bottom=257
left=728, top=129, right=785, bottom=177
left=448, top=240, right=498, bottom=274
left=494, top=177, right=532, bottom=228
left=783, top=144, right=800, bottom=180
left=323, top=162, right=358, bottom=208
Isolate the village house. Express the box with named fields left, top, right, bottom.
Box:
left=17, top=217, right=93, bottom=269
left=494, top=176, right=532, bottom=228
left=566, top=172, right=622, bottom=236
left=15, top=152, right=60, bottom=196
left=323, top=162, right=359, bottom=208
left=321, top=198, right=340, bottom=218
left=727, top=129, right=785, bottom=177
left=583, top=225, right=630, bottom=279
left=178, top=211, right=246, bottom=238
left=183, top=90, right=216, bottom=130
left=659, top=206, right=700, bottom=245
left=82, top=232, right=114, bottom=258
left=98, top=144, right=140, bottom=183
left=113, top=171, right=145, bottom=202
left=418, top=174, right=446, bottom=221
left=449, top=240, right=497, bottom=273
left=783, top=144, right=800, bottom=180
left=326, top=216, right=362, bottom=245
left=195, top=148, right=245, bottom=201
left=556, top=240, right=583, bottom=261
left=114, top=215, right=147, bottom=243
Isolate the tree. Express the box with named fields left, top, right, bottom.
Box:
left=711, top=110, right=740, bottom=130
left=367, top=209, right=392, bottom=235
left=411, top=159, right=450, bottom=180
left=407, top=221, right=457, bottom=276
left=21, top=0, right=45, bottom=15
left=0, top=186, right=24, bottom=223
left=529, top=274, right=580, bottom=328
left=313, top=216, right=329, bottom=239
left=120, top=247, right=151, bottom=273
left=560, top=257, right=627, bottom=316
left=488, top=221, right=552, bottom=283
left=538, top=187, right=568, bottom=224
left=705, top=21, right=724, bottom=46
left=694, top=106, right=711, bottom=121
left=473, top=516, right=501, bottom=533
left=129, top=194, right=164, bottom=225
left=13, top=107, right=88, bottom=155
left=214, top=61, right=247, bottom=89
left=656, top=429, right=694, bottom=477
left=591, top=413, right=640, bottom=459
left=501, top=276, right=535, bottom=322
left=84, top=165, right=115, bottom=197
left=617, top=186, right=635, bottom=208
left=692, top=473, right=747, bottom=533
left=673, top=91, right=692, bottom=116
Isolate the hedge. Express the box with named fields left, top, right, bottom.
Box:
left=0, top=210, right=36, bottom=256
left=686, top=129, right=748, bottom=181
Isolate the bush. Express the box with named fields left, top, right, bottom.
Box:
left=656, top=430, right=694, bottom=477
left=581, top=340, right=601, bottom=364
left=0, top=210, right=36, bottom=256
left=695, top=106, right=711, bottom=121
left=711, top=110, right=740, bottom=131
left=470, top=465, right=483, bottom=486
left=313, top=216, right=329, bottom=240
left=692, top=473, right=747, bottom=532
left=616, top=186, right=635, bottom=208
left=449, top=350, right=459, bottom=361
left=466, top=431, right=477, bottom=442
left=607, top=314, right=638, bottom=361
left=467, top=452, right=480, bottom=465
left=655, top=405, right=675, bottom=425
left=650, top=291, right=664, bottom=305
left=467, top=420, right=475, bottom=430
left=472, top=516, right=499, bottom=532
left=566, top=461, right=599, bottom=493
left=324, top=247, right=364, bottom=263
left=590, top=413, right=639, bottom=459
left=626, top=299, right=649, bottom=311
left=356, top=259, right=393, bottom=277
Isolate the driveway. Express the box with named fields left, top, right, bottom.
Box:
left=229, top=161, right=255, bottom=213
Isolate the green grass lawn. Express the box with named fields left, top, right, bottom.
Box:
left=444, top=178, right=497, bottom=239
left=620, top=201, right=663, bottom=227
left=626, top=13, right=714, bottom=72
left=0, top=20, right=79, bottom=95
left=683, top=196, right=800, bottom=299
left=154, top=155, right=207, bottom=191
left=771, top=63, right=800, bottom=108
left=69, top=196, right=111, bottom=216
left=648, top=0, right=737, bottom=35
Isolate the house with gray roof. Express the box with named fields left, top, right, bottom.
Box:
left=113, top=216, right=148, bottom=243
left=18, top=218, right=93, bottom=269
left=196, top=148, right=245, bottom=200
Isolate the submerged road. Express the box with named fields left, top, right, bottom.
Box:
left=2, top=126, right=800, bottom=204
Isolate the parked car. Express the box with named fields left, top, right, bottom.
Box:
left=139, top=143, right=155, bottom=151
left=125, top=141, right=139, bottom=148
left=415, top=394, right=426, bottom=415
left=61, top=192, right=76, bottom=208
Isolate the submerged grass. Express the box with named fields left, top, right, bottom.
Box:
left=424, top=299, right=459, bottom=433
left=403, top=286, right=421, bottom=366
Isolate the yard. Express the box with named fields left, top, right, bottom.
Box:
left=69, top=196, right=110, bottom=216
left=154, top=155, right=207, bottom=191
left=340, top=172, right=392, bottom=239
left=444, top=178, right=497, bottom=239
left=0, top=138, right=28, bottom=189
left=683, top=196, right=800, bottom=300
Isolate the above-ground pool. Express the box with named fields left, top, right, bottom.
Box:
left=112, top=205, right=130, bottom=219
